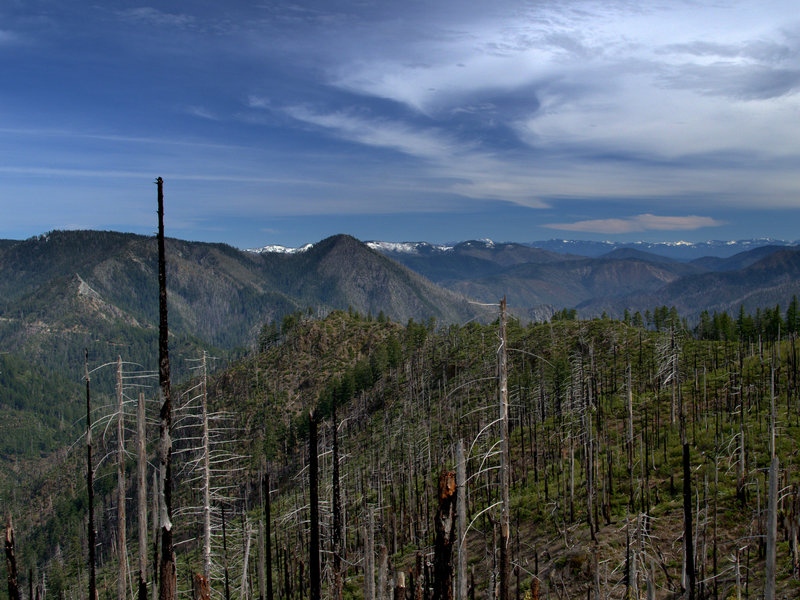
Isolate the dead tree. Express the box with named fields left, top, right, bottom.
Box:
left=765, top=368, right=778, bottom=600
left=138, top=392, right=148, bottom=600
left=456, top=440, right=467, bottom=600
left=5, top=516, right=20, bottom=600
left=117, top=356, right=128, bottom=600
left=201, top=351, right=212, bottom=582
left=332, top=406, right=343, bottom=600
left=433, top=471, right=457, bottom=600
left=498, top=297, right=511, bottom=600
left=683, top=443, right=695, bottom=600
left=156, top=176, right=176, bottom=600
left=309, top=411, right=321, bottom=600
left=85, top=349, right=98, bottom=600
left=262, top=473, right=273, bottom=600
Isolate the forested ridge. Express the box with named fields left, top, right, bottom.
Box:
left=4, top=304, right=800, bottom=600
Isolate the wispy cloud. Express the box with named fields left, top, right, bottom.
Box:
left=284, top=105, right=465, bottom=160
left=186, top=105, right=218, bottom=120
left=544, top=214, right=725, bottom=234
left=0, top=29, right=22, bottom=45
left=116, top=7, right=195, bottom=29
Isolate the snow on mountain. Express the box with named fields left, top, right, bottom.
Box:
left=365, top=241, right=454, bottom=254
left=246, top=243, right=314, bottom=254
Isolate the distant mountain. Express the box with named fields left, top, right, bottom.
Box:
left=580, top=247, right=800, bottom=319
left=365, top=239, right=577, bottom=284
left=446, top=256, right=705, bottom=308
left=360, top=237, right=799, bottom=321
left=0, top=231, right=481, bottom=364
left=526, top=238, right=798, bottom=260
left=689, top=245, right=789, bottom=272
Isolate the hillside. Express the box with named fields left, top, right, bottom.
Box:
left=582, top=247, right=800, bottom=319
left=6, top=310, right=800, bottom=600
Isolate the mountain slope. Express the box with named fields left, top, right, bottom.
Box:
left=581, top=247, right=800, bottom=318
left=369, top=239, right=578, bottom=284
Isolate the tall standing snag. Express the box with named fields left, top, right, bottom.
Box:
left=85, top=350, right=98, bottom=600
left=137, top=391, right=148, bottom=600
left=117, top=356, right=128, bottom=600
left=498, top=297, right=511, bottom=600
left=309, top=411, right=321, bottom=600
left=156, top=177, right=176, bottom=600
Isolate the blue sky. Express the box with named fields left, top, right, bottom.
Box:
left=2, top=0, right=799, bottom=247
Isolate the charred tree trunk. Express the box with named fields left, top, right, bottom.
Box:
left=433, top=471, right=457, bottom=600
left=156, top=176, right=176, bottom=600
left=5, top=516, right=20, bottom=600
left=683, top=443, right=695, bottom=600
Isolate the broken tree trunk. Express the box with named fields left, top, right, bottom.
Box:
left=377, top=545, right=388, bottom=600
left=5, top=516, right=20, bottom=600
left=433, top=471, right=457, bottom=600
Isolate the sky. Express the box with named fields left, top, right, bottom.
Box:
left=1, top=0, right=799, bottom=248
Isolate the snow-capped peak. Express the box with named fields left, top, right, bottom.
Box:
left=246, top=243, right=314, bottom=254
left=366, top=241, right=454, bottom=254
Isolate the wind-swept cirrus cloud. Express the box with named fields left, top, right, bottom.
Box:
left=544, top=214, right=725, bottom=234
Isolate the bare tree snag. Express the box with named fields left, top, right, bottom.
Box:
left=201, top=351, right=212, bottom=582
left=239, top=522, right=252, bottom=600
left=5, top=516, right=20, bottom=600
left=765, top=368, right=778, bottom=600
left=117, top=356, right=128, bottom=600
left=262, top=474, right=273, bottom=600
left=393, top=571, right=406, bottom=600
left=257, top=520, right=266, bottom=600
left=332, top=406, right=343, bottom=600
left=85, top=350, right=98, bottom=600
left=682, top=443, right=695, bottom=600
left=156, top=176, right=176, bottom=600
left=137, top=392, right=148, bottom=600
left=309, top=411, right=321, bottom=600
left=433, top=471, right=457, bottom=600
left=456, top=440, right=467, bottom=600
left=498, top=297, right=511, bottom=600
left=365, top=511, right=376, bottom=600
left=151, top=469, right=159, bottom=600
left=377, top=545, right=388, bottom=600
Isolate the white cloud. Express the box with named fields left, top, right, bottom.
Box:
left=544, top=214, right=725, bottom=234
